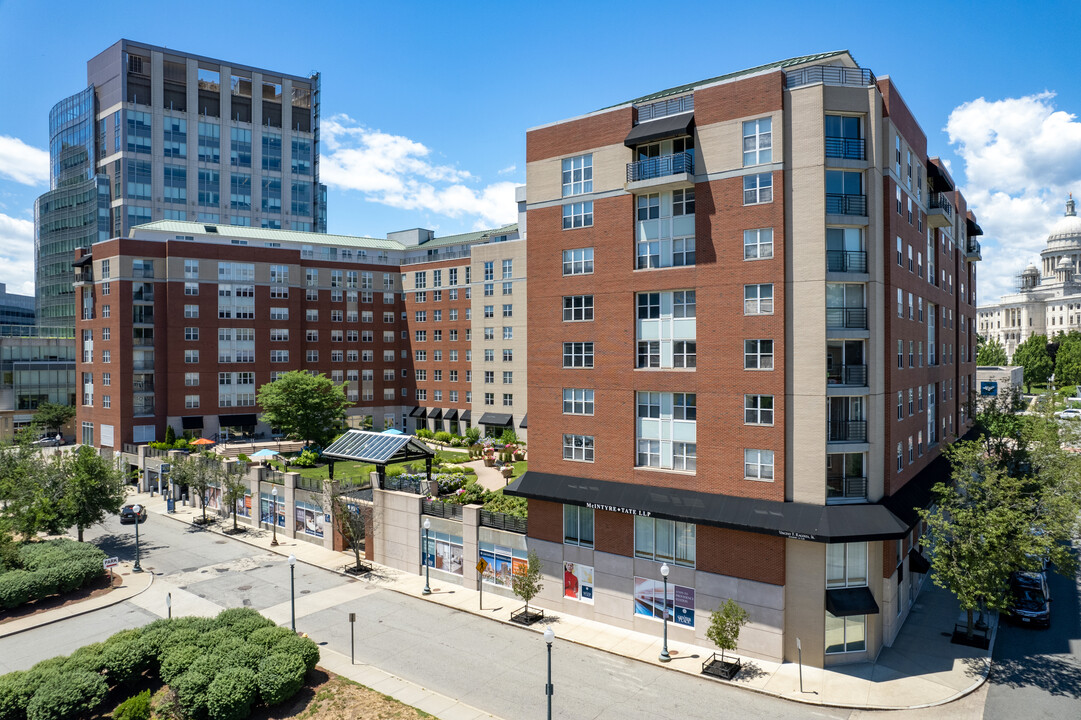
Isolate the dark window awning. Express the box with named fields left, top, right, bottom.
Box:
left=826, top=587, right=880, bottom=617
left=927, top=161, right=955, bottom=192
left=520, top=414, right=528, bottom=429
left=966, top=217, right=984, bottom=237
left=73, top=254, right=94, bottom=268
left=218, top=414, right=257, bottom=427
left=625, top=112, right=694, bottom=147
left=181, top=416, right=204, bottom=430
left=409, top=407, right=427, bottom=418
left=427, top=408, right=443, bottom=420
left=460, top=410, right=472, bottom=422
left=444, top=409, right=459, bottom=421
left=505, top=471, right=919, bottom=543
left=908, top=547, right=931, bottom=574
left=479, top=412, right=513, bottom=426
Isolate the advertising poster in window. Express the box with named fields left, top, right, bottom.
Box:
left=479, top=543, right=525, bottom=588
left=235, top=493, right=251, bottom=518
left=259, top=492, right=286, bottom=527
left=295, top=501, right=325, bottom=538
left=205, top=485, right=221, bottom=510
left=564, top=562, right=594, bottom=603
left=633, top=576, right=694, bottom=627
left=423, top=531, right=464, bottom=576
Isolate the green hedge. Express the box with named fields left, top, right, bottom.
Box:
left=0, top=540, right=105, bottom=611
left=0, top=608, right=317, bottom=720
left=111, top=690, right=151, bottom=720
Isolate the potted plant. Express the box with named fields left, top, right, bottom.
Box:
left=510, top=550, right=545, bottom=625
left=701, top=599, right=749, bottom=680
left=484, top=450, right=496, bottom=467
left=513, top=446, right=526, bottom=461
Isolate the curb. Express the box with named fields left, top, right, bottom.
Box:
left=0, top=566, right=155, bottom=639
left=147, top=502, right=996, bottom=712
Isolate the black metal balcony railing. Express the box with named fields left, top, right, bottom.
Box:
left=635, top=94, right=694, bottom=123
left=826, top=193, right=867, bottom=215
left=827, top=475, right=868, bottom=500
left=785, top=66, right=876, bottom=89
left=826, top=307, right=867, bottom=329
left=966, top=237, right=982, bottom=257
left=132, top=379, right=154, bottom=392
left=829, top=420, right=867, bottom=443
left=825, top=137, right=866, bottom=160
left=627, top=152, right=694, bottom=182
left=928, top=192, right=954, bottom=217
left=826, top=250, right=867, bottom=273
left=827, top=364, right=867, bottom=386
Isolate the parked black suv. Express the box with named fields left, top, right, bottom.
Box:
left=1007, top=571, right=1051, bottom=627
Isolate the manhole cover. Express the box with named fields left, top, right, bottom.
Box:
left=181, top=567, right=199, bottom=573
left=300, top=590, right=311, bottom=595
left=242, top=599, right=252, bottom=606
left=237, top=585, right=252, bottom=591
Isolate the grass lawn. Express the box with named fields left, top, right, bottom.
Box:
left=290, top=450, right=471, bottom=481
left=511, top=460, right=528, bottom=478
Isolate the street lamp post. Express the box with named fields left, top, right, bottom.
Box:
left=166, top=592, right=172, bottom=619
left=543, top=627, right=555, bottom=720
left=659, top=563, right=670, bottom=662
left=288, top=554, right=297, bottom=632
left=270, top=486, right=279, bottom=546
left=132, top=504, right=144, bottom=573
left=422, top=518, right=432, bottom=595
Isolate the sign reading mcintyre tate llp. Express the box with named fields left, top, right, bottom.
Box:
left=585, top=502, right=652, bottom=517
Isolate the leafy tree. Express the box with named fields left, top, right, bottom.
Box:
left=1011, top=334, right=1052, bottom=392
left=331, top=491, right=373, bottom=572
left=164, top=424, right=177, bottom=447
left=919, top=442, right=1044, bottom=638
left=0, top=438, right=70, bottom=538
left=975, top=337, right=1008, bottom=366
left=221, top=461, right=249, bottom=533
left=63, top=445, right=127, bottom=541
left=170, top=453, right=220, bottom=525
left=511, top=550, right=543, bottom=616
left=32, top=402, right=75, bottom=436
left=1054, top=331, right=1081, bottom=386
left=706, top=599, right=749, bottom=666
left=256, top=371, right=350, bottom=449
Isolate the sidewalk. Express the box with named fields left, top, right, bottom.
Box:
left=0, top=561, right=153, bottom=639
left=129, top=488, right=995, bottom=711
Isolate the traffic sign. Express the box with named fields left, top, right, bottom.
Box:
left=103, top=557, right=119, bottom=569
left=476, top=558, right=488, bottom=574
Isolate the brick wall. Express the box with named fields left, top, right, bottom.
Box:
left=695, top=525, right=785, bottom=585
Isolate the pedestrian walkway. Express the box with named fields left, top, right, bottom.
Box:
left=126, top=488, right=995, bottom=711
left=465, top=459, right=514, bottom=491
left=0, top=561, right=153, bottom=639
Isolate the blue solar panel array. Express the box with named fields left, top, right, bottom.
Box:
left=322, top=430, right=432, bottom=464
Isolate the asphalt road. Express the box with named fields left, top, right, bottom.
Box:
left=0, top=514, right=1075, bottom=719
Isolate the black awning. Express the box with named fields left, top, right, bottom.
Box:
left=427, top=408, right=443, bottom=420
left=504, top=471, right=911, bottom=543
left=218, top=414, right=257, bottom=427
left=479, top=412, right=513, bottom=426
left=927, top=161, right=955, bottom=193
left=625, top=112, right=694, bottom=147
left=826, top=587, right=880, bottom=617
left=181, top=416, right=204, bottom=430
left=73, top=254, right=94, bottom=268
left=908, top=547, right=931, bottom=574
left=520, top=414, right=528, bottom=429
left=409, top=407, right=427, bottom=418
left=966, top=218, right=984, bottom=237
left=444, top=409, right=459, bottom=421
left=460, top=410, right=472, bottom=422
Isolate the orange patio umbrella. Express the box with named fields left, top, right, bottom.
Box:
left=190, top=438, right=215, bottom=445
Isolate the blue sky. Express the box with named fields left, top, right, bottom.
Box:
left=2, top=0, right=1080, bottom=302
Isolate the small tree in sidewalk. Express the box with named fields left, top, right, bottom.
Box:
left=511, top=550, right=544, bottom=618
left=170, top=452, right=219, bottom=525
left=706, top=599, right=749, bottom=667
left=330, top=490, right=374, bottom=573
left=221, top=461, right=249, bottom=533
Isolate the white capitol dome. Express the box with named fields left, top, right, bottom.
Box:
left=1048, top=196, right=1081, bottom=242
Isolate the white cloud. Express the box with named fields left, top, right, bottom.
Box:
left=0, top=136, right=49, bottom=186
left=498, top=164, right=517, bottom=175
left=0, top=212, right=35, bottom=296
left=320, top=114, right=517, bottom=228
left=946, top=92, right=1081, bottom=303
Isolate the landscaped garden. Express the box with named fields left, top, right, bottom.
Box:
left=0, top=538, right=108, bottom=613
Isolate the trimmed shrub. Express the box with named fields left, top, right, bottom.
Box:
left=62, top=643, right=106, bottom=675
left=206, top=667, right=257, bottom=720
left=25, top=669, right=107, bottom=720
left=0, top=540, right=106, bottom=611
left=0, top=571, right=33, bottom=611
left=434, top=431, right=452, bottom=443
left=0, top=671, right=33, bottom=720
left=270, top=634, right=319, bottom=673
left=255, top=653, right=305, bottom=707
left=172, top=669, right=211, bottom=720
left=168, top=616, right=217, bottom=635
left=215, top=608, right=274, bottom=637
left=246, top=626, right=295, bottom=651
left=159, top=645, right=202, bottom=686
left=138, top=627, right=174, bottom=666
left=101, top=639, right=153, bottom=685
left=194, top=628, right=236, bottom=650
left=111, top=690, right=151, bottom=720
left=210, top=640, right=262, bottom=672
left=163, top=627, right=201, bottom=649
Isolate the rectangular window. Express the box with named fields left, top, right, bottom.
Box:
left=563, top=342, right=594, bottom=368
left=743, top=173, right=773, bottom=205
left=744, top=284, right=774, bottom=315
left=745, top=395, right=774, bottom=425
left=562, top=434, right=594, bottom=462
left=744, top=229, right=774, bottom=260
left=744, top=339, right=774, bottom=370
left=562, top=248, right=594, bottom=275
left=745, top=449, right=775, bottom=481
left=563, top=295, right=594, bottom=322
left=561, top=154, right=593, bottom=197
left=563, top=388, right=594, bottom=415
left=562, top=201, right=593, bottom=229
left=742, top=117, right=773, bottom=165
left=634, top=516, right=695, bottom=567
left=564, top=505, right=594, bottom=547
left=826, top=612, right=867, bottom=654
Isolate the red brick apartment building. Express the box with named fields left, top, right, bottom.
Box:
left=506, top=51, right=981, bottom=667
left=73, top=220, right=526, bottom=450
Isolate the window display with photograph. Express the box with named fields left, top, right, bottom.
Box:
left=295, top=500, right=325, bottom=538
left=563, top=562, right=594, bottom=603
left=633, top=576, right=695, bottom=627
left=479, top=542, right=528, bottom=588
left=259, top=491, right=286, bottom=527
left=422, top=530, right=464, bottom=576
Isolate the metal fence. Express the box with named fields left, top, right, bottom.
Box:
left=479, top=509, right=527, bottom=534
left=421, top=499, right=463, bottom=521
left=382, top=475, right=427, bottom=495
left=785, top=66, right=875, bottom=89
